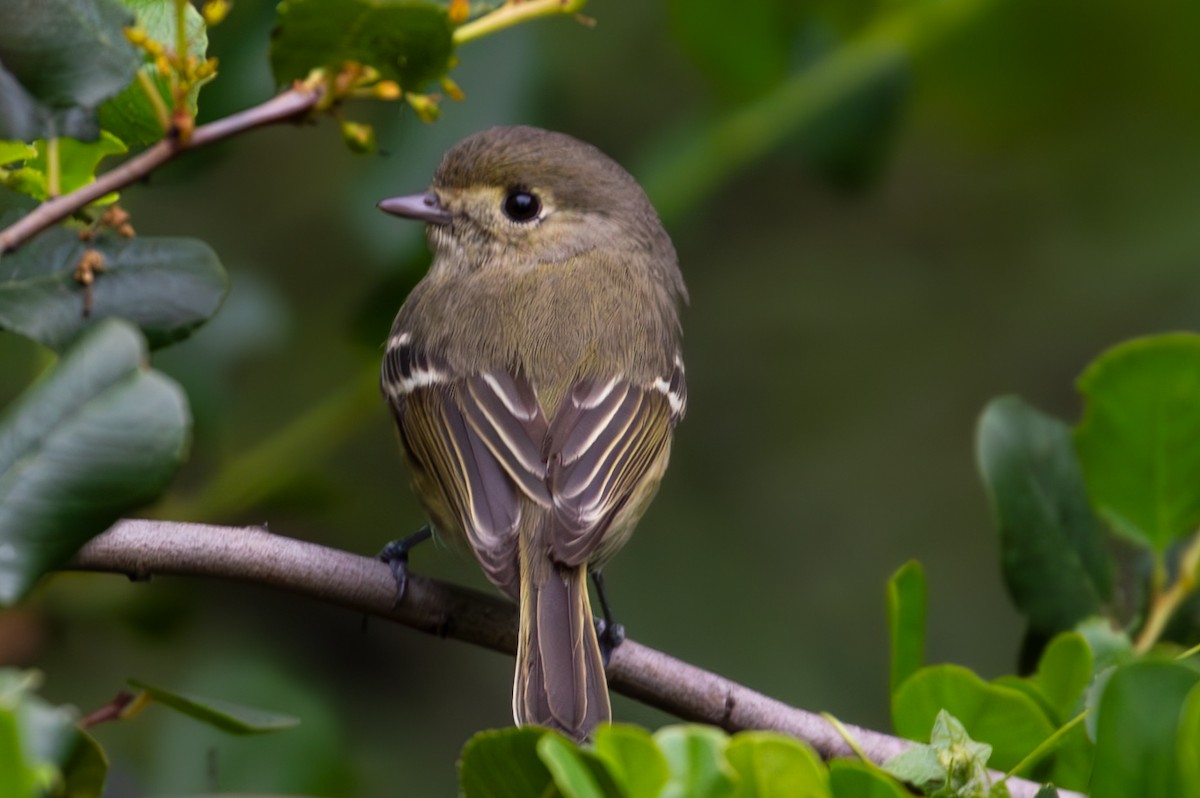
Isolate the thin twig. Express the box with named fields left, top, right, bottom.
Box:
left=70, top=519, right=1078, bottom=798
left=0, top=84, right=324, bottom=254
left=78, top=690, right=139, bottom=729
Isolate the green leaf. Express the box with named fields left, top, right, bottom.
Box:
left=1030, top=632, right=1092, bottom=721
left=891, top=665, right=1055, bottom=771
left=976, top=396, right=1114, bottom=635
left=1090, top=661, right=1200, bottom=798
left=270, top=0, right=456, bottom=92
left=655, top=725, right=735, bottom=798
left=827, top=760, right=909, bottom=798
left=0, top=142, right=37, bottom=166
left=725, top=732, right=829, bottom=798
left=0, top=319, right=190, bottom=604
left=881, top=743, right=944, bottom=792
left=1074, top=616, right=1134, bottom=674
left=0, top=670, right=84, bottom=791
left=2, top=132, right=128, bottom=202
left=98, top=0, right=210, bottom=147
left=0, top=0, right=140, bottom=141
left=537, top=734, right=609, bottom=798
left=129, top=679, right=300, bottom=734
left=929, top=710, right=994, bottom=789
left=592, top=724, right=670, bottom=798
left=1074, top=333, right=1200, bottom=552
left=1178, top=682, right=1200, bottom=790
left=0, top=216, right=228, bottom=351
left=459, top=727, right=558, bottom=798
left=0, top=709, right=37, bottom=798
left=887, top=560, right=926, bottom=695
left=60, top=730, right=108, bottom=798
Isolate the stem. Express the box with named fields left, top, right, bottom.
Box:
left=1004, top=711, right=1087, bottom=780
left=46, top=138, right=61, bottom=198
left=175, top=0, right=188, bottom=71
left=0, top=84, right=324, bottom=253
left=78, top=691, right=138, bottom=729
left=453, top=0, right=587, bottom=45
left=67, top=519, right=1082, bottom=798
left=1134, top=531, right=1200, bottom=654
left=136, top=69, right=172, bottom=132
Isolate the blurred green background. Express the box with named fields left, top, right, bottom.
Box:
left=5, top=0, right=1200, bottom=793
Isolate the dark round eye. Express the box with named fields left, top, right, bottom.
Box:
left=502, top=189, right=541, bottom=222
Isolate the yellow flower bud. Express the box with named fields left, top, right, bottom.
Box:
left=202, top=0, right=231, bottom=25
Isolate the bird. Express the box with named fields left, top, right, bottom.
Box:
left=378, top=125, right=686, bottom=741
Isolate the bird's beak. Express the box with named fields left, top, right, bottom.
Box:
left=377, top=192, right=453, bottom=225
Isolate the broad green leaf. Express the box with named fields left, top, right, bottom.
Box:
left=1074, top=616, right=1133, bottom=674
left=1033, top=788, right=1060, bottom=798
left=827, top=760, right=908, bottom=798
left=592, top=724, right=669, bottom=798
left=990, top=674, right=1056, bottom=724
left=129, top=680, right=300, bottom=734
left=1091, top=661, right=1200, bottom=798
left=537, top=734, right=608, bottom=798
left=1178, top=682, right=1200, bottom=790
left=98, top=0, right=210, bottom=147
left=270, top=0, right=456, bottom=93
left=0, top=669, right=85, bottom=792
left=459, top=727, right=558, bottom=798
left=0, top=709, right=37, bottom=798
left=16, top=699, right=80, bottom=776
left=1030, top=632, right=1092, bottom=721
left=891, top=665, right=1055, bottom=771
left=1, top=132, right=127, bottom=202
left=1075, top=334, right=1200, bottom=552
left=976, top=396, right=1113, bottom=634
left=655, top=725, right=735, bottom=798
left=0, top=216, right=228, bottom=351
left=0, top=319, right=190, bottom=604
left=60, top=730, right=107, bottom=798
left=0, top=0, right=140, bottom=141
left=725, top=732, right=829, bottom=798
left=887, top=560, right=925, bottom=695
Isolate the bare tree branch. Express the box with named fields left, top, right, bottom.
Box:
left=71, top=519, right=1078, bottom=798
left=0, top=85, right=325, bottom=253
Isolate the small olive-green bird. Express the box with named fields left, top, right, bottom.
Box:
left=378, top=125, right=686, bottom=741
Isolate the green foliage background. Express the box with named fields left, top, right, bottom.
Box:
left=4, top=0, right=1200, bottom=793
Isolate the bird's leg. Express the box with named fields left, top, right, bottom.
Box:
left=378, top=525, right=433, bottom=607
left=591, top=570, right=626, bottom=666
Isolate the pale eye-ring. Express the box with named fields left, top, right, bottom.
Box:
left=502, top=189, right=541, bottom=223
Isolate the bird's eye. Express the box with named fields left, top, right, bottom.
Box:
left=502, top=189, right=541, bottom=223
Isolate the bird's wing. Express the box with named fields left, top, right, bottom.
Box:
left=544, top=355, right=687, bottom=567
left=382, top=333, right=550, bottom=591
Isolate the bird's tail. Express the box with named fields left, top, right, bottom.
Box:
left=513, top=534, right=611, bottom=741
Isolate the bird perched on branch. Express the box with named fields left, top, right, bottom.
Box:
left=379, top=125, right=686, bottom=741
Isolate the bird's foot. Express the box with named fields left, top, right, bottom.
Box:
left=378, top=525, right=433, bottom=608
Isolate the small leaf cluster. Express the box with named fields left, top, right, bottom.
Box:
left=882, top=333, right=1200, bottom=797
left=0, top=668, right=297, bottom=798
left=459, top=723, right=910, bottom=798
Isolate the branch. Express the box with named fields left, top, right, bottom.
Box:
left=71, top=520, right=1078, bottom=798
left=0, top=84, right=324, bottom=253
